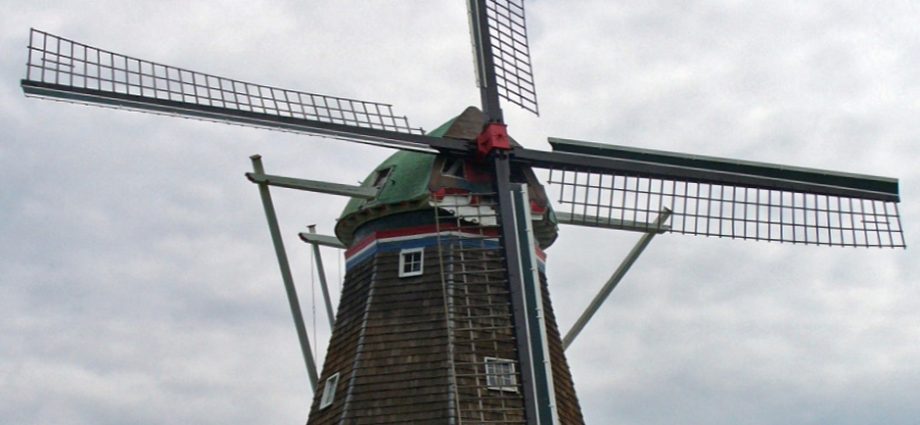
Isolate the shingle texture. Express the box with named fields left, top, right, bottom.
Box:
left=306, top=233, right=584, bottom=424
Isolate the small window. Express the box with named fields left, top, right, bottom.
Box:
left=484, top=357, right=517, bottom=392
left=441, top=157, right=465, bottom=178
left=372, top=168, right=392, bottom=189
left=319, top=372, right=340, bottom=410
left=398, top=248, right=424, bottom=278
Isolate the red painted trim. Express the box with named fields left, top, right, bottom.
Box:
left=530, top=199, right=546, bottom=215
left=432, top=187, right=473, bottom=201
left=345, top=224, right=503, bottom=257
left=345, top=223, right=548, bottom=263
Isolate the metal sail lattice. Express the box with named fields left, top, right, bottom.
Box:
left=23, top=29, right=422, bottom=134
left=547, top=169, right=906, bottom=248
left=484, top=0, right=539, bottom=115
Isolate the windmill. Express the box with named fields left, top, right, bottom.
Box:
left=19, top=0, right=906, bottom=424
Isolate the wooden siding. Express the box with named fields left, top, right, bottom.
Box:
left=306, top=253, right=376, bottom=424
left=307, top=236, right=583, bottom=424
left=539, top=272, right=585, bottom=425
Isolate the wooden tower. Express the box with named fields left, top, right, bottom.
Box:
left=306, top=108, right=583, bottom=424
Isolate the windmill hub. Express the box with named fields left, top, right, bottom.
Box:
left=476, top=122, right=512, bottom=158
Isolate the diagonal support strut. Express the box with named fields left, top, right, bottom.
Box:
left=306, top=224, right=336, bottom=330
left=249, top=155, right=319, bottom=392
left=563, top=208, right=673, bottom=350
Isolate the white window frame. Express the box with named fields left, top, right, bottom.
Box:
left=319, top=372, right=340, bottom=410
left=484, top=357, right=518, bottom=392
left=398, top=247, right=424, bottom=278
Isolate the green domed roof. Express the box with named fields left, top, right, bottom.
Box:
left=334, top=107, right=559, bottom=248
left=337, top=151, right=435, bottom=218
left=334, top=112, right=464, bottom=245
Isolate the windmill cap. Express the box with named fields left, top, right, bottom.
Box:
left=334, top=107, right=558, bottom=248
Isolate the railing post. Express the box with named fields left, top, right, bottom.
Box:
left=308, top=224, right=336, bottom=329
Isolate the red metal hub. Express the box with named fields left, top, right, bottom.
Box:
left=476, top=122, right=511, bottom=158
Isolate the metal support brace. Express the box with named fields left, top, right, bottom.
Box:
left=563, top=208, right=673, bottom=350
left=250, top=155, right=319, bottom=392
left=494, top=154, right=540, bottom=425
left=308, top=225, right=336, bottom=329
left=245, top=172, right=377, bottom=199
left=512, top=184, right=559, bottom=424
left=555, top=211, right=671, bottom=234
left=298, top=232, right=346, bottom=249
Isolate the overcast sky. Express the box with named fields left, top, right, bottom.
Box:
left=2, top=1, right=918, bottom=424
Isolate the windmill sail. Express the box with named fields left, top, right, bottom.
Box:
left=523, top=137, right=904, bottom=248
left=20, top=26, right=903, bottom=249
left=468, top=0, right=539, bottom=117
left=483, top=0, right=539, bottom=115
left=20, top=29, right=457, bottom=152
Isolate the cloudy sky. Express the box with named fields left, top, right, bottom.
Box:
left=2, top=1, right=918, bottom=424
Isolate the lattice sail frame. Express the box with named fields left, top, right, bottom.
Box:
left=20, top=27, right=904, bottom=250
left=546, top=169, right=905, bottom=248
left=484, top=0, right=539, bottom=115
left=23, top=29, right=422, bottom=135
